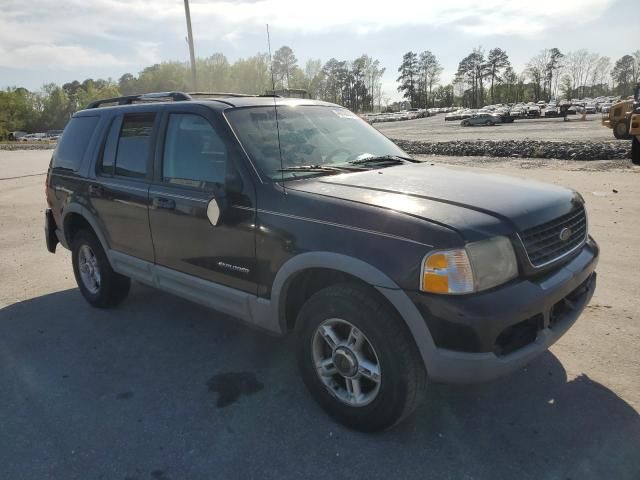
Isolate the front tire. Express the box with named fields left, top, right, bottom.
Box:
left=613, top=121, right=630, bottom=139
left=296, top=283, right=426, bottom=432
left=71, top=229, right=130, bottom=308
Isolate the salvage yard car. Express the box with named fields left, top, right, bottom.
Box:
left=44, top=91, right=599, bottom=432
left=460, top=113, right=499, bottom=126
left=545, top=106, right=559, bottom=117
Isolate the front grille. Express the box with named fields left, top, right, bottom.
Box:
left=520, top=205, right=587, bottom=267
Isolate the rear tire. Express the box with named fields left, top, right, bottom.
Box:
left=296, top=283, right=427, bottom=432
left=71, top=229, right=130, bottom=308
left=632, top=136, right=640, bottom=165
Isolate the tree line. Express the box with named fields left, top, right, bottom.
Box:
left=0, top=46, right=386, bottom=138
left=2, top=44, right=640, bottom=138
left=444, top=47, right=639, bottom=109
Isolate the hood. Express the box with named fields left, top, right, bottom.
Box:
left=287, top=164, right=580, bottom=240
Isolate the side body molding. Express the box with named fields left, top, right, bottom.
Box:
left=61, top=227, right=439, bottom=372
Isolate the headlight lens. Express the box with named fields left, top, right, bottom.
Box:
left=421, top=236, right=518, bottom=294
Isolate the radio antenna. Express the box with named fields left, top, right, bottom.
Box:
left=267, top=24, right=286, bottom=193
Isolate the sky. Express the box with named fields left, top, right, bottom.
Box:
left=1, top=0, right=638, bottom=100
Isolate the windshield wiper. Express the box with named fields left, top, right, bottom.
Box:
left=278, top=164, right=361, bottom=173
left=347, top=155, right=421, bottom=165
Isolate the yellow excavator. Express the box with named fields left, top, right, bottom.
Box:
left=626, top=84, right=640, bottom=164
left=602, top=86, right=637, bottom=139
left=603, top=84, right=640, bottom=164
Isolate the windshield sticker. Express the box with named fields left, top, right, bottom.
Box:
left=332, top=109, right=359, bottom=119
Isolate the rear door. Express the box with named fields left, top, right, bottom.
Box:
left=90, top=110, right=157, bottom=262
left=148, top=105, right=256, bottom=293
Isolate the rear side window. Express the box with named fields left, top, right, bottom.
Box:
left=114, top=113, right=155, bottom=179
left=53, top=116, right=99, bottom=171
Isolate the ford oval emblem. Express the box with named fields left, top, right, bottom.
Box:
left=559, top=227, right=572, bottom=241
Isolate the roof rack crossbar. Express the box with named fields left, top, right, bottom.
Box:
left=87, top=91, right=192, bottom=109
left=187, top=91, right=256, bottom=98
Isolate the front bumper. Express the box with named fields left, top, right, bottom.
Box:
left=410, top=237, right=598, bottom=384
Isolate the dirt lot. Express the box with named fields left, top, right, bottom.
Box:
left=1, top=150, right=639, bottom=480
left=375, top=113, right=613, bottom=142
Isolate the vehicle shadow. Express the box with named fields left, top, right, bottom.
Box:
left=0, top=285, right=638, bottom=480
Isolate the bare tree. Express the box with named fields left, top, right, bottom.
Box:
left=595, top=56, right=612, bottom=89
left=633, top=50, right=640, bottom=84
left=563, top=49, right=590, bottom=99
left=582, top=52, right=600, bottom=97
left=526, top=49, right=550, bottom=101
left=417, top=51, right=442, bottom=108
left=359, top=55, right=385, bottom=112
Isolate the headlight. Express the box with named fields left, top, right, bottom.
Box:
left=421, top=236, right=518, bottom=294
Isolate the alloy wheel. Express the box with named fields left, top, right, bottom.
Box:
left=311, top=318, right=381, bottom=407
left=78, top=244, right=101, bottom=294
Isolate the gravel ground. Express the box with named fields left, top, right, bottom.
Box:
left=396, top=139, right=630, bottom=160
left=1, top=150, right=639, bottom=480
left=0, top=143, right=56, bottom=151
left=375, top=114, right=632, bottom=160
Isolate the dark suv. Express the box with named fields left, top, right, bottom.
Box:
left=45, top=92, right=598, bottom=431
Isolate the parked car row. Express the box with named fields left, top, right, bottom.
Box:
left=363, top=109, right=429, bottom=124
left=446, top=105, right=516, bottom=125
left=9, top=130, right=63, bottom=142
left=362, top=106, right=458, bottom=124
left=448, top=95, right=623, bottom=125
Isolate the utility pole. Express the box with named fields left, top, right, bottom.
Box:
left=184, top=0, right=197, bottom=91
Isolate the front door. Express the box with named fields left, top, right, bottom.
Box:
left=148, top=107, right=256, bottom=294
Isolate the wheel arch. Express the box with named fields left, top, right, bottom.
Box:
left=270, top=252, right=437, bottom=369
left=61, top=204, right=111, bottom=262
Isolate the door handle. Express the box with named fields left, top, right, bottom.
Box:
left=153, top=197, right=176, bottom=209
left=88, top=184, right=104, bottom=196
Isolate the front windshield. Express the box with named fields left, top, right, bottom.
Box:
left=225, top=105, right=408, bottom=180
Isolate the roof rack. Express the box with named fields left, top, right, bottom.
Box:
left=87, top=91, right=192, bottom=109
left=188, top=92, right=255, bottom=98
left=187, top=92, right=281, bottom=98
left=86, top=90, right=282, bottom=109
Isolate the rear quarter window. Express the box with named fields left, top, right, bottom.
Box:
left=53, top=116, right=100, bottom=171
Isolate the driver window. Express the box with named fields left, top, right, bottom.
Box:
left=162, top=114, right=227, bottom=189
